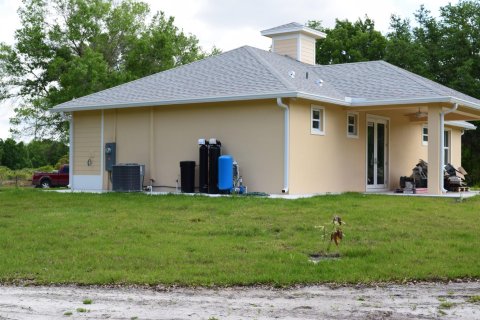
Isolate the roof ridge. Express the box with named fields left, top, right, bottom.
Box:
left=377, top=60, right=449, bottom=97
left=243, top=46, right=296, bottom=91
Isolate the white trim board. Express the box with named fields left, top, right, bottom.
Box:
left=72, top=175, right=103, bottom=191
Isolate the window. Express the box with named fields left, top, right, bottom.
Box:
left=444, top=130, right=450, bottom=164
left=422, top=126, right=428, bottom=145
left=421, top=126, right=450, bottom=163
left=311, top=106, right=325, bottom=135
left=347, top=112, right=358, bottom=137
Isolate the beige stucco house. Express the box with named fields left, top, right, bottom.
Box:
left=52, top=22, right=480, bottom=195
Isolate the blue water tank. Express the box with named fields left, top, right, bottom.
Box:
left=218, top=155, right=233, bottom=191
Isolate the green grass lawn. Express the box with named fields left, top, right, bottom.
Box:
left=0, top=188, right=478, bottom=286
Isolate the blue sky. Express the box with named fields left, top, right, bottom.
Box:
left=0, top=0, right=453, bottom=140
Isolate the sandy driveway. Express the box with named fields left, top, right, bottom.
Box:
left=0, top=282, right=479, bottom=319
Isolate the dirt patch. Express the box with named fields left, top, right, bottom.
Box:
left=0, top=282, right=479, bottom=319
left=308, top=252, right=341, bottom=263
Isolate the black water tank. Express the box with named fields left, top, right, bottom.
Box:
left=208, top=140, right=221, bottom=194
left=180, top=161, right=195, bottom=193
left=199, top=140, right=209, bottom=193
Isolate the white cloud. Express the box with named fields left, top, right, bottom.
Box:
left=150, top=0, right=452, bottom=51
left=0, top=101, right=14, bottom=140
left=0, top=0, right=21, bottom=44
left=0, top=0, right=455, bottom=139
left=0, top=0, right=21, bottom=140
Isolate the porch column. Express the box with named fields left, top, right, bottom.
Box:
left=427, top=106, right=442, bottom=195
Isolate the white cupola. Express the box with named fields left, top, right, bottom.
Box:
left=260, top=22, right=325, bottom=65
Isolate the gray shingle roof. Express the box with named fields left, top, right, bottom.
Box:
left=52, top=46, right=480, bottom=112
left=260, top=22, right=326, bottom=39
left=312, top=60, right=480, bottom=106
left=260, top=22, right=304, bottom=34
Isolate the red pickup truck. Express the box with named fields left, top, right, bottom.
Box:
left=32, top=164, right=70, bottom=188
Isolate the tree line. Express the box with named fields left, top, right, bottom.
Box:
left=0, top=139, right=68, bottom=170
left=1, top=0, right=480, bottom=183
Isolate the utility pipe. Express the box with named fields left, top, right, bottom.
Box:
left=440, top=103, right=458, bottom=192
left=276, top=97, right=289, bottom=193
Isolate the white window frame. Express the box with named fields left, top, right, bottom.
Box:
left=311, top=105, right=325, bottom=135
left=422, top=125, right=428, bottom=146
left=444, top=130, right=451, bottom=164
left=421, top=126, right=450, bottom=163
left=347, top=112, right=359, bottom=138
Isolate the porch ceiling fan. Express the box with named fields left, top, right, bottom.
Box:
left=406, top=107, right=428, bottom=119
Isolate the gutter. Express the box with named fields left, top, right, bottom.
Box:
left=50, top=92, right=299, bottom=113
left=276, top=97, right=289, bottom=193
left=50, top=92, right=480, bottom=114
left=440, top=103, right=458, bottom=192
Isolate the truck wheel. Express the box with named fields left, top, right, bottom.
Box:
left=40, top=179, right=51, bottom=189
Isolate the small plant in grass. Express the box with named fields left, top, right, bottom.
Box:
left=76, top=308, right=88, bottom=313
left=467, top=295, right=480, bottom=303
left=314, top=216, right=346, bottom=256
left=438, top=301, right=455, bottom=309
left=83, top=298, right=92, bottom=304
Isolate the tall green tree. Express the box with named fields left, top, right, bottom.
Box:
left=0, top=138, right=28, bottom=170
left=308, top=17, right=387, bottom=64
left=384, top=15, right=428, bottom=76
left=385, top=1, right=480, bottom=183
left=0, top=0, right=213, bottom=141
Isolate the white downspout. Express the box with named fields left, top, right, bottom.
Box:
left=440, top=103, right=458, bottom=192
left=276, top=97, right=289, bottom=193
left=100, top=110, right=104, bottom=191
left=67, top=112, right=74, bottom=191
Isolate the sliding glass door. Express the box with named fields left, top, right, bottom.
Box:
left=367, top=116, right=388, bottom=190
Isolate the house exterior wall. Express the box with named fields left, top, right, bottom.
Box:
left=73, top=110, right=102, bottom=174
left=71, top=110, right=103, bottom=190
left=287, top=102, right=465, bottom=194
left=449, top=127, right=462, bottom=167
left=98, top=100, right=284, bottom=194
left=289, top=100, right=365, bottom=194
left=72, top=99, right=466, bottom=194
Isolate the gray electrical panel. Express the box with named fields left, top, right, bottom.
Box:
left=105, top=143, right=116, bottom=171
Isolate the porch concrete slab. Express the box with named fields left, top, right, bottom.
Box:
left=368, top=190, right=479, bottom=198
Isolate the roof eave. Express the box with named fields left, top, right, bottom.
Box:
left=50, top=92, right=300, bottom=113
left=295, top=93, right=480, bottom=110
left=347, top=96, right=480, bottom=110
left=445, top=121, right=477, bottom=130
left=295, top=92, right=350, bottom=106
left=260, top=27, right=326, bottom=39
